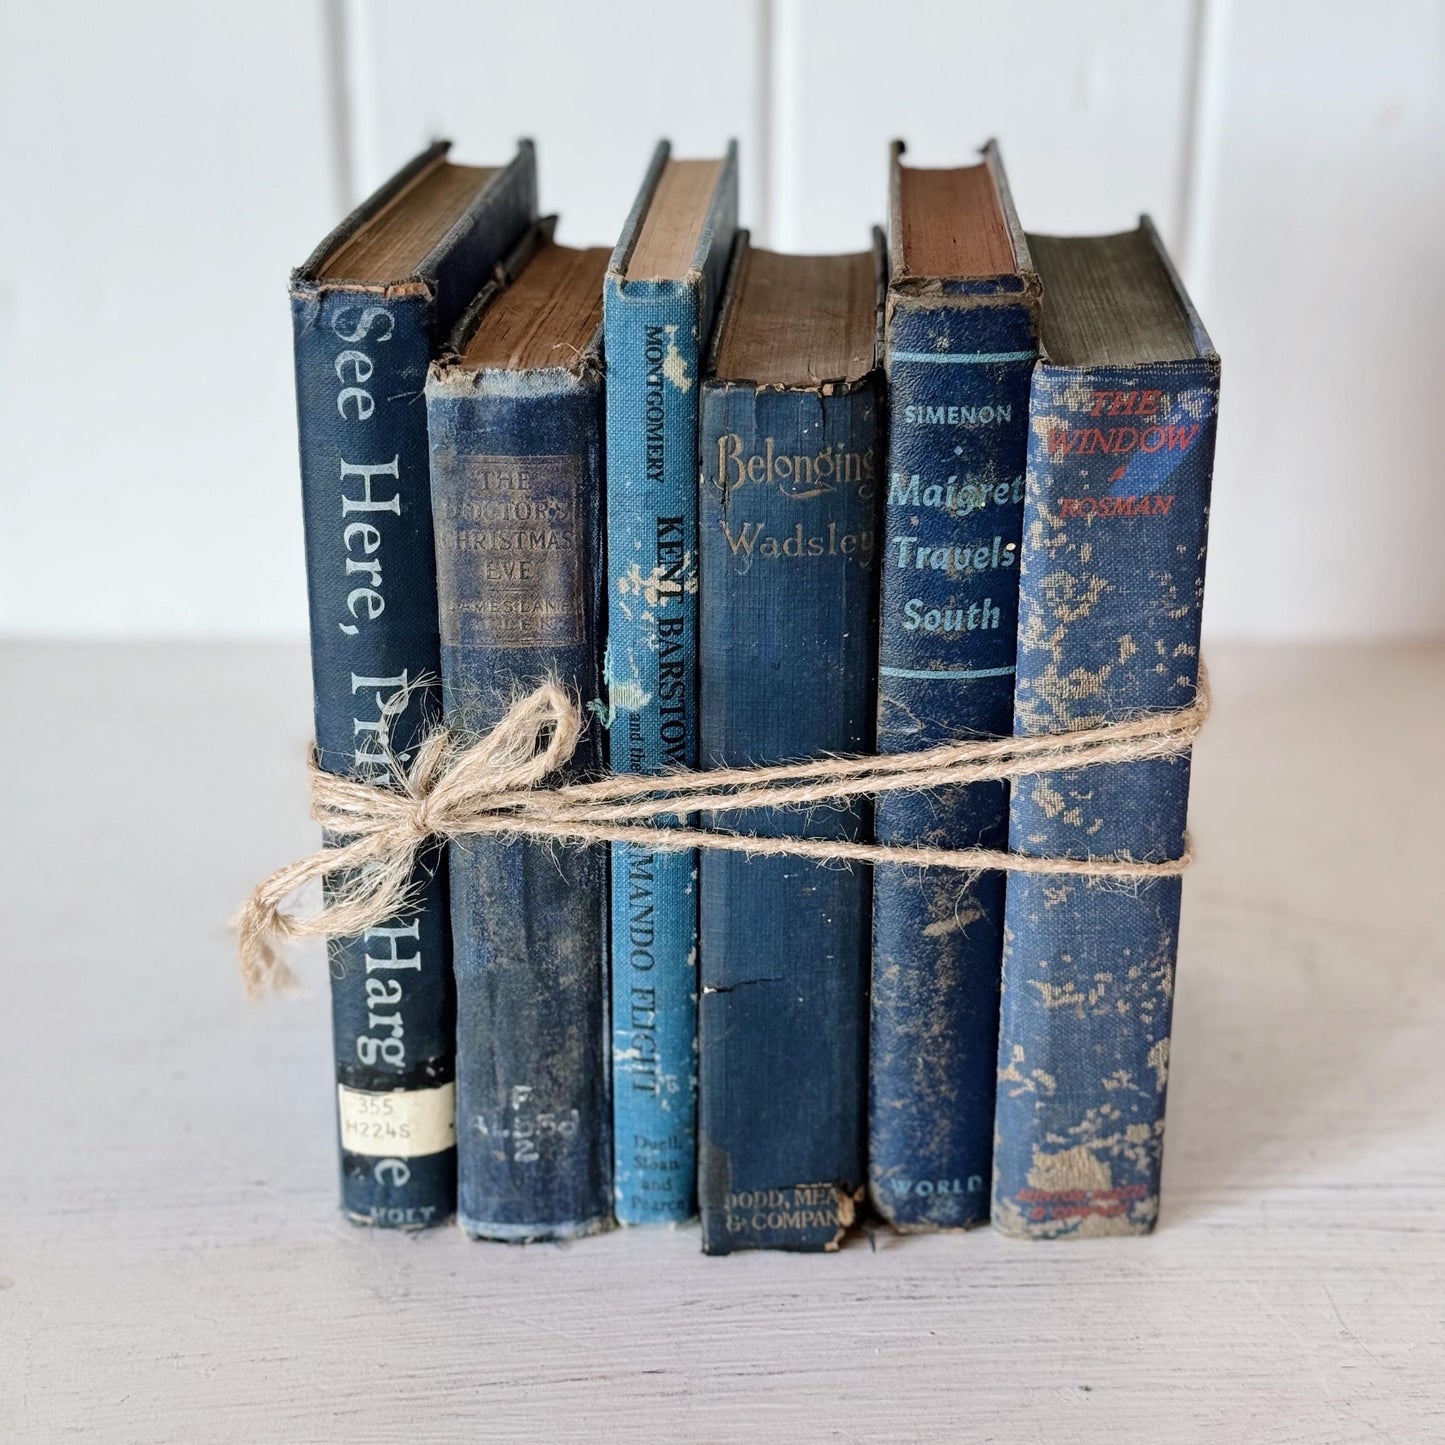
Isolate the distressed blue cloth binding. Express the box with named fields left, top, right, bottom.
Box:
left=696, top=236, right=885, bottom=1253
left=290, top=142, right=536, bottom=1227
left=604, top=144, right=738, bottom=1226
left=993, top=219, right=1219, bottom=1239
left=425, top=227, right=612, bottom=1241
left=870, top=141, right=1041, bottom=1231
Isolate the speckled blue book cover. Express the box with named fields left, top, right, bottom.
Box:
left=290, top=142, right=536, bottom=1228
left=604, top=144, right=738, bottom=1225
left=870, top=143, right=1041, bottom=1231
left=993, top=226, right=1218, bottom=1238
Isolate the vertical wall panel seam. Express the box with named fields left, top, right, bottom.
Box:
left=768, top=0, right=804, bottom=250
left=754, top=0, right=775, bottom=243
left=1179, top=0, right=1233, bottom=304
left=340, top=0, right=381, bottom=198
left=322, top=0, right=356, bottom=211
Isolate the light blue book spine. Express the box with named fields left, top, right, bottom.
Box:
left=604, top=142, right=738, bottom=1225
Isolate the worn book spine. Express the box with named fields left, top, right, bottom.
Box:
left=426, top=336, right=611, bottom=1241
left=603, top=146, right=738, bottom=1226
left=993, top=345, right=1219, bottom=1239
left=292, top=283, right=455, bottom=1228
left=291, top=142, right=536, bottom=1228
left=697, top=334, right=883, bottom=1254
left=869, top=284, right=1039, bottom=1230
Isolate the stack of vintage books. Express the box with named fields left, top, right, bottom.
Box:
left=289, top=137, right=1218, bottom=1250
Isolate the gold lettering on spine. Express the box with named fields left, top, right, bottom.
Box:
left=434, top=454, right=584, bottom=649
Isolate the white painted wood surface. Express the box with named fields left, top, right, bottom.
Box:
left=343, top=0, right=770, bottom=247
left=4, top=0, right=1443, bottom=641
left=3, top=640, right=1442, bottom=1442
left=1189, top=0, right=1445, bottom=641
left=767, top=0, right=1200, bottom=254
left=0, top=0, right=339, bottom=639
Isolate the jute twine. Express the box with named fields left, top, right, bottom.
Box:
left=235, top=670, right=1208, bottom=997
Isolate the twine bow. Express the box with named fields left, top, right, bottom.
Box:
left=235, top=672, right=1209, bottom=996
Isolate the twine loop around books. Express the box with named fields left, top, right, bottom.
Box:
left=235, top=670, right=1209, bottom=996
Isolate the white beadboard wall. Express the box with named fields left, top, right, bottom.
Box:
left=2, top=0, right=1441, bottom=640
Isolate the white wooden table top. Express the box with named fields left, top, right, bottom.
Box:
left=3, top=640, right=1443, bottom=1443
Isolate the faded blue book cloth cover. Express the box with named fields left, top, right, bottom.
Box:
left=290, top=141, right=536, bottom=1228
left=604, top=143, right=738, bottom=1225
left=870, top=143, right=1041, bottom=1230
left=696, top=236, right=884, bottom=1254
left=993, top=221, right=1218, bottom=1239
left=425, top=227, right=612, bottom=1241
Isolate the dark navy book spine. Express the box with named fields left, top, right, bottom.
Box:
left=291, top=145, right=536, bottom=1229
left=697, top=374, right=881, bottom=1254
left=869, top=292, right=1038, bottom=1230
left=426, top=364, right=611, bottom=1241
left=604, top=146, right=738, bottom=1226
left=993, top=356, right=1218, bottom=1239
left=291, top=286, right=456, bottom=1228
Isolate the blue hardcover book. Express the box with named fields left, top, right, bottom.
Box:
left=425, top=225, right=612, bottom=1241
left=697, top=236, right=885, bottom=1253
left=291, top=141, right=536, bottom=1227
left=869, top=143, right=1041, bottom=1230
left=604, top=144, right=738, bottom=1226
left=993, top=221, right=1219, bottom=1239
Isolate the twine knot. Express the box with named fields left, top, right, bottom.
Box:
left=235, top=671, right=1209, bottom=997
